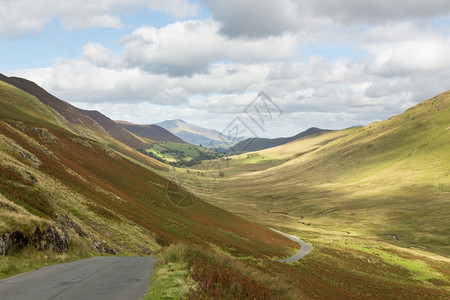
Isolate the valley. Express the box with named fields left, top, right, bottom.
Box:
left=0, top=74, right=449, bottom=299
left=173, top=91, right=450, bottom=297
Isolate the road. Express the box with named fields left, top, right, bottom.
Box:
left=0, top=257, right=157, bottom=300
left=271, top=228, right=312, bottom=262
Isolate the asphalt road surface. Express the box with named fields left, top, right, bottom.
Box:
left=271, top=228, right=313, bottom=262
left=0, top=257, right=157, bottom=300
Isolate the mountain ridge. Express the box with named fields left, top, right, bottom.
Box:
left=230, top=127, right=332, bottom=153
left=116, top=121, right=187, bottom=144
left=155, top=119, right=236, bottom=146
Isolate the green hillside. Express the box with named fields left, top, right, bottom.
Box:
left=0, top=79, right=297, bottom=283
left=1, top=76, right=449, bottom=298
left=180, top=91, right=450, bottom=298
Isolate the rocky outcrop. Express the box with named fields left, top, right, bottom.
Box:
left=92, top=240, right=115, bottom=255
left=0, top=231, right=27, bottom=255
left=32, top=226, right=68, bottom=253
left=0, top=226, right=68, bottom=255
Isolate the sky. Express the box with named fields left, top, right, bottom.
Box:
left=1, top=0, right=450, bottom=138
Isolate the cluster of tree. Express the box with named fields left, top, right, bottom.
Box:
left=137, top=146, right=225, bottom=168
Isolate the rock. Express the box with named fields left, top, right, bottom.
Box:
left=92, top=240, right=115, bottom=254
left=0, top=231, right=28, bottom=255
left=32, top=227, right=69, bottom=253
left=0, top=226, right=69, bottom=256
left=30, top=127, right=56, bottom=142
left=59, top=214, right=88, bottom=238
left=138, top=245, right=154, bottom=255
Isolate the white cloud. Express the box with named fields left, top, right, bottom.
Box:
left=5, top=1, right=450, bottom=137
left=362, top=23, right=450, bottom=76
left=0, top=0, right=198, bottom=37
left=120, top=20, right=297, bottom=75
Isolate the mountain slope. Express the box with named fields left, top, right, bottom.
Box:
left=200, top=90, right=450, bottom=255
left=0, top=74, right=104, bottom=136
left=76, top=108, right=147, bottom=149
left=156, top=119, right=235, bottom=146
left=116, top=121, right=186, bottom=143
left=0, top=73, right=165, bottom=170
left=230, top=127, right=331, bottom=153
left=0, top=77, right=297, bottom=268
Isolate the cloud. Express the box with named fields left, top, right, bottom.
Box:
left=362, top=23, right=450, bottom=77
left=0, top=0, right=198, bottom=37
left=203, top=0, right=450, bottom=38
left=120, top=20, right=297, bottom=76
left=201, top=0, right=308, bottom=38
left=6, top=1, right=450, bottom=137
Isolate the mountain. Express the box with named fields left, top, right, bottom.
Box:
left=0, top=74, right=151, bottom=154
left=155, top=119, right=237, bottom=146
left=230, top=127, right=331, bottom=153
left=76, top=108, right=148, bottom=149
left=191, top=90, right=450, bottom=298
left=204, top=90, right=450, bottom=256
left=0, top=74, right=105, bottom=136
left=115, top=121, right=186, bottom=144
left=0, top=75, right=295, bottom=274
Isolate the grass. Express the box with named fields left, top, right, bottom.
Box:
left=171, top=91, right=450, bottom=298
left=1, top=76, right=449, bottom=298
left=146, top=262, right=195, bottom=300
left=0, top=78, right=299, bottom=284
left=0, top=240, right=93, bottom=279
left=148, top=243, right=302, bottom=299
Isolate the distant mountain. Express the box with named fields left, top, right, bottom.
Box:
left=230, top=127, right=331, bottom=153
left=115, top=121, right=187, bottom=144
left=155, top=119, right=238, bottom=146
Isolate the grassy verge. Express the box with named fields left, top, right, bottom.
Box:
left=147, top=243, right=301, bottom=300
left=0, top=242, right=93, bottom=279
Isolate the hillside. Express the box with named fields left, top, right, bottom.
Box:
left=0, top=74, right=105, bottom=137
left=230, top=127, right=331, bottom=153
left=116, top=121, right=186, bottom=143
left=0, top=77, right=297, bottom=278
left=77, top=108, right=147, bottom=149
left=177, top=91, right=450, bottom=298
left=196, top=90, right=450, bottom=255
left=0, top=74, right=163, bottom=171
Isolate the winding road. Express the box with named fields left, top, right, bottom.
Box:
left=0, top=257, right=156, bottom=300
left=271, top=228, right=312, bottom=262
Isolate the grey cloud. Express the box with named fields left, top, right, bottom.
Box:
left=203, top=0, right=450, bottom=38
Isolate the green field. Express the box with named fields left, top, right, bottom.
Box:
left=139, top=142, right=222, bottom=167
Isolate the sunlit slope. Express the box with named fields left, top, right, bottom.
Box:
left=206, top=91, right=450, bottom=254
left=0, top=78, right=296, bottom=260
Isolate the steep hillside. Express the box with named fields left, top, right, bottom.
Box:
left=0, top=73, right=163, bottom=171
left=0, top=78, right=297, bottom=276
left=116, top=121, right=186, bottom=143
left=76, top=109, right=147, bottom=149
left=193, top=90, right=450, bottom=255
left=230, top=127, right=331, bottom=153
left=0, top=74, right=104, bottom=136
